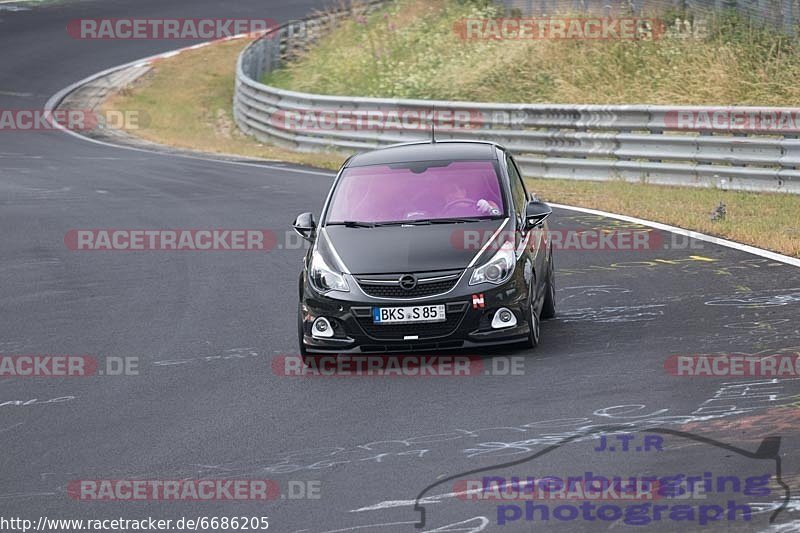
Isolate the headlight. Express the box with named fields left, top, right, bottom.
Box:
left=469, top=240, right=516, bottom=286
left=309, top=251, right=349, bottom=293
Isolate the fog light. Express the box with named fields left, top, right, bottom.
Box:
left=312, top=317, right=334, bottom=338
left=491, top=307, right=517, bottom=329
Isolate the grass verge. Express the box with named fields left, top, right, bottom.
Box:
left=102, top=39, right=343, bottom=170
left=267, top=0, right=800, bottom=106
left=527, top=178, right=800, bottom=257
left=105, top=17, right=800, bottom=258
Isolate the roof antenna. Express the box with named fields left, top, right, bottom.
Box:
left=430, top=105, right=436, bottom=143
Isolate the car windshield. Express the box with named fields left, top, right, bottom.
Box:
left=325, top=160, right=505, bottom=225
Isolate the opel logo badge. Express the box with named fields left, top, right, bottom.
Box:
left=399, top=274, right=417, bottom=290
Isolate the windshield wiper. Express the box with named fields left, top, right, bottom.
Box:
left=328, top=220, right=426, bottom=228
left=337, top=220, right=435, bottom=227
left=328, top=221, right=376, bottom=228
left=373, top=220, right=431, bottom=226
left=405, top=218, right=488, bottom=224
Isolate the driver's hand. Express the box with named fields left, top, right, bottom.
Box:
left=477, top=199, right=499, bottom=215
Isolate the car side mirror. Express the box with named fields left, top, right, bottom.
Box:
left=524, top=200, right=552, bottom=230
left=292, top=212, right=316, bottom=241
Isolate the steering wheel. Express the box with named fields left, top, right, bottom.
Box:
left=442, top=198, right=476, bottom=214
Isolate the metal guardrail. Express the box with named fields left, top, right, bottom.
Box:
left=234, top=6, right=800, bottom=193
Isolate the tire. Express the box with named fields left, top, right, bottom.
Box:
left=541, top=246, right=556, bottom=320
left=523, top=278, right=541, bottom=349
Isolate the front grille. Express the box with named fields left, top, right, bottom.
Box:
left=359, top=279, right=457, bottom=298
left=356, top=271, right=462, bottom=299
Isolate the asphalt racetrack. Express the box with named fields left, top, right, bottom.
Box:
left=1, top=1, right=799, bottom=531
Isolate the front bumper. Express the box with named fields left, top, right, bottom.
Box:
left=300, top=271, right=530, bottom=353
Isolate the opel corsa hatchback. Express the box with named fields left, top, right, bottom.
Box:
left=293, top=141, right=555, bottom=355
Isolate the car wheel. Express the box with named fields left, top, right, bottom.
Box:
left=524, top=279, right=541, bottom=349
left=541, top=246, right=556, bottom=320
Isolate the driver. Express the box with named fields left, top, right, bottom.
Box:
left=445, top=183, right=500, bottom=215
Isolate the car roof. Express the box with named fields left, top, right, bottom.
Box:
left=345, top=140, right=505, bottom=168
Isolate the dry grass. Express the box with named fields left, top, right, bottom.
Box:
left=268, top=0, right=800, bottom=106
left=103, top=39, right=343, bottom=170
left=526, top=178, right=800, bottom=257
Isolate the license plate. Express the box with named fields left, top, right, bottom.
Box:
left=372, top=304, right=446, bottom=324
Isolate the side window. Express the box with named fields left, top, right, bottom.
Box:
left=506, top=155, right=527, bottom=216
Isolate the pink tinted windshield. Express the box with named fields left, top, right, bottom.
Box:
left=326, top=160, right=505, bottom=223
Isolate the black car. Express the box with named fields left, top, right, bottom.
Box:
left=293, top=140, right=555, bottom=355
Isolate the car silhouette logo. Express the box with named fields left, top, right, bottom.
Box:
left=412, top=425, right=790, bottom=529
left=399, top=274, right=417, bottom=290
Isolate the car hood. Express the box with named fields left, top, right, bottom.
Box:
left=321, top=219, right=507, bottom=274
